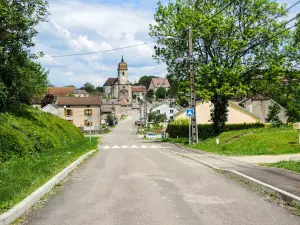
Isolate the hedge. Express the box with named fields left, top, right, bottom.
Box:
left=166, top=123, right=265, bottom=139
left=0, top=105, right=84, bottom=162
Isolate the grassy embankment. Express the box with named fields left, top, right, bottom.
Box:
left=164, top=126, right=300, bottom=156
left=0, top=106, right=99, bottom=213
left=261, top=161, right=300, bottom=174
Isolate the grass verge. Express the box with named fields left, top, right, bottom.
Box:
left=261, top=160, right=300, bottom=174
left=163, top=127, right=300, bottom=156
left=0, top=137, right=98, bottom=214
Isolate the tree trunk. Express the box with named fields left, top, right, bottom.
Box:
left=211, top=94, right=229, bottom=134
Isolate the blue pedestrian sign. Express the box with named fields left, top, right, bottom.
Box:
left=186, top=109, right=194, bottom=117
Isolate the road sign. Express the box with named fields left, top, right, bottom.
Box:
left=186, top=109, right=194, bottom=117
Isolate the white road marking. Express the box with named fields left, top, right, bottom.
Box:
left=141, top=145, right=148, bottom=148
left=121, top=145, right=129, bottom=148
left=103, top=146, right=110, bottom=149
left=131, top=145, right=139, bottom=148
left=112, top=145, right=120, bottom=148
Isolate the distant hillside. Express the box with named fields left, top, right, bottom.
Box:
left=0, top=105, right=83, bottom=162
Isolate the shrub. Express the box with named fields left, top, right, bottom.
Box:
left=166, top=122, right=265, bottom=139
left=0, top=105, right=84, bottom=162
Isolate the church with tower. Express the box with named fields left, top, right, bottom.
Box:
left=103, top=56, right=134, bottom=106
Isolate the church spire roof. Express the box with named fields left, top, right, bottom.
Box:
left=118, top=55, right=128, bottom=70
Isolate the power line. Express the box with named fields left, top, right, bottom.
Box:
left=40, top=41, right=156, bottom=58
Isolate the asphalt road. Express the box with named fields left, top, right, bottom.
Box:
left=23, top=109, right=299, bottom=225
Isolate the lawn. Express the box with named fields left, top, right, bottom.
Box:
left=262, top=161, right=300, bottom=174
left=0, top=137, right=99, bottom=213
left=163, top=127, right=300, bottom=156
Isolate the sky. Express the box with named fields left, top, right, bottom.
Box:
left=33, top=0, right=299, bottom=88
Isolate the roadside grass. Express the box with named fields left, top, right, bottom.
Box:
left=261, top=161, right=300, bottom=174
left=0, top=137, right=99, bottom=214
left=163, top=127, right=300, bottom=156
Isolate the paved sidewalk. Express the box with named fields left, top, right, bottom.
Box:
left=159, top=142, right=300, bottom=198
left=232, top=154, right=300, bottom=164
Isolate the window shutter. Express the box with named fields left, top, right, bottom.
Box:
left=84, top=119, right=87, bottom=126
left=64, top=109, right=66, bottom=116
left=90, top=122, right=93, bottom=126
left=90, top=109, right=93, bottom=115
left=84, top=109, right=87, bottom=116
left=70, top=109, right=73, bottom=116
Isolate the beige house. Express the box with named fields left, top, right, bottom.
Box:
left=175, top=101, right=260, bottom=124
left=57, top=97, right=101, bottom=130
left=148, top=78, right=170, bottom=92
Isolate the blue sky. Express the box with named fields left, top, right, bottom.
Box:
left=34, top=0, right=299, bottom=88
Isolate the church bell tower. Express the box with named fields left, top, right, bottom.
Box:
left=118, top=56, right=128, bottom=85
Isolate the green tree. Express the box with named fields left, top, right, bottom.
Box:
left=155, top=87, right=166, bottom=99
left=267, top=104, right=283, bottom=127
left=146, top=89, right=155, bottom=99
left=138, top=76, right=158, bottom=89
left=0, top=0, right=49, bottom=109
left=95, top=86, right=104, bottom=92
left=150, top=0, right=290, bottom=134
left=81, top=82, right=95, bottom=93
left=41, top=94, right=55, bottom=108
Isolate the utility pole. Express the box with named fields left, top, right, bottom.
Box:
left=188, top=26, right=198, bottom=144
left=143, top=91, right=148, bottom=138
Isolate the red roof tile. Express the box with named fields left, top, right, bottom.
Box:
left=48, top=87, right=76, bottom=97
left=151, top=78, right=170, bottom=88
left=57, top=97, right=101, bottom=106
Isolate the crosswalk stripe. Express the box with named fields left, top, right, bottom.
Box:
left=131, top=145, right=139, bottom=148
left=141, top=145, right=148, bottom=148
left=112, top=145, right=120, bottom=148
left=103, top=146, right=110, bottom=149
left=121, top=145, right=129, bottom=148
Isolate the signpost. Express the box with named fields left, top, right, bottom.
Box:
left=87, top=116, right=93, bottom=142
left=293, top=123, right=300, bottom=144
left=186, top=109, right=195, bottom=145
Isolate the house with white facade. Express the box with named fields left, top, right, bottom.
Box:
left=150, top=101, right=181, bottom=121
left=70, top=89, right=89, bottom=97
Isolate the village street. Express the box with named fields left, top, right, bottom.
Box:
left=22, top=109, right=300, bottom=225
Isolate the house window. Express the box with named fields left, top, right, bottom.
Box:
left=170, top=109, right=174, bottom=114
left=84, top=120, right=93, bottom=127
left=122, top=72, right=124, bottom=75
left=157, top=110, right=160, bottom=113
left=84, top=109, right=93, bottom=116
left=66, top=109, right=72, bottom=117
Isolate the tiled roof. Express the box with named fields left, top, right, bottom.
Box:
left=151, top=78, right=170, bottom=88
left=104, top=78, right=118, bottom=86
left=48, top=87, right=76, bottom=97
left=57, top=96, right=101, bottom=106
left=132, top=86, right=147, bottom=92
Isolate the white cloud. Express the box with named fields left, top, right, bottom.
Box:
left=34, top=0, right=164, bottom=88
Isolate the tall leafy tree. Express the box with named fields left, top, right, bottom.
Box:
left=138, top=76, right=158, bottom=89
left=150, top=0, right=291, bottom=133
left=0, top=0, right=49, bottom=109
left=155, top=87, right=167, bottom=99
left=81, top=82, right=96, bottom=93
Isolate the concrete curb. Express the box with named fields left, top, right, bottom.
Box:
left=0, top=150, right=97, bottom=225
left=165, top=148, right=300, bottom=208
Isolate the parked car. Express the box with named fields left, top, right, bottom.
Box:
left=147, top=132, right=157, bottom=139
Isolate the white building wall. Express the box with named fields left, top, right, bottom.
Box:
left=104, top=86, right=111, bottom=97
left=151, top=103, right=179, bottom=120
